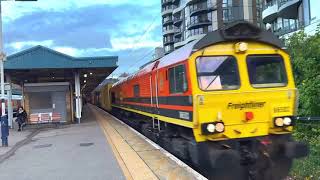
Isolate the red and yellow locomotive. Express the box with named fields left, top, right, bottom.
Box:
left=97, top=22, right=308, bottom=179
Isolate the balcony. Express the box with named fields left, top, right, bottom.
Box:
left=173, top=16, right=183, bottom=25
left=262, top=3, right=278, bottom=23
left=189, top=2, right=216, bottom=16
left=278, top=0, right=302, bottom=19
left=162, top=0, right=173, bottom=6
left=186, top=33, right=205, bottom=43
left=186, top=0, right=206, bottom=6
left=162, top=8, right=174, bottom=16
left=174, top=28, right=183, bottom=37
left=164, top=38, right=175, bottom=45
left=163, top=18, right=174, bottom=26
left=163, top=29, right=175, bottom=35
left=187, top=19, right=211, bottom=30
left=173, top=4, right=184, bottom=15
left=274, top=21, right=304, bottom=37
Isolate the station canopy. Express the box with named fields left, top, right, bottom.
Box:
left=4, top=45, right=118, bottom=95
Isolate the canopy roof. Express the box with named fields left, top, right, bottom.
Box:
left=4, top=45, right=118, bottom=95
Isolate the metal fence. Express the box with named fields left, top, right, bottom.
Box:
left=295, top=117, right=320, bottom=121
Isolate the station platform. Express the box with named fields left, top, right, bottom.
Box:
left=89, top=104, right=205, bottom=180
left=0, top=104, right=205, bottom=180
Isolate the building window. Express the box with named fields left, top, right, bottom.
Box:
left=222, top=0, right=233, bottom=23
left=169, top=64, right=188, bottom=93
left=133, top=85, right=140, bottom=97
left=165, top=45, right=174, bottom=52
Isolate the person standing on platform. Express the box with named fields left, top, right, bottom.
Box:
left=16, top=107, right=27, bottom=131
left=1, top=115, right=9, bottom=147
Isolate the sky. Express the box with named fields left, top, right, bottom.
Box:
left=1, top=0, right=162, bottom=76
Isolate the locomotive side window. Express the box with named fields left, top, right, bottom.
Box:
left=196, top=56, right=240, bottom=90
left=247, top=55, right=287, bottom=88
left=169, top=64, right=188, bottom=94
left=133, top=84, right=140, bottom=97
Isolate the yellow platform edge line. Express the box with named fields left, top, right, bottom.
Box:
left=96, top=114, right=134, bottom=180
left=93, top=106, right=159, bottom=180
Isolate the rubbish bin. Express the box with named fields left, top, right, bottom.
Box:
left=1, top=115, right=9, bottom=147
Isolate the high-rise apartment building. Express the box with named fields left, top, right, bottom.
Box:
left=262, top=0, right=320, bottom=37
left=161, top=0, right=263, bottom=54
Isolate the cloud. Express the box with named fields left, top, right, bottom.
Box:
left=3, top=1, right=163, bottom=78
left=2, top=0, right=158, bottom=22
left=8, top=40, right=53, bottom=50
left=4, top=3, right=162, bottom=50
left=110, top=35, right=162, bottom=51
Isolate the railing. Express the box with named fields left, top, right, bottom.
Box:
left=189, top=2, right=214, bottom=14
left=163, top=18, right=173, bottom=24
left=162, top=0, right=173, bottom=4
left=174, top=16, right=182, bottom=22
left=163, top=38, right=175, bottom=44
left=295, top=117, right=320, bottom=121
left=278, top=0, right=294, bottom=7
left=273, top=21, right=304, bottom=36
left=187, top=18, right=211, bottom=29
left=186, top=29, right=208, bottom=38
left=263, top=0, right=277, bottom=10
left=163, top=28, right=175, bottom=34
left=162, top=5, right=176, bottom=12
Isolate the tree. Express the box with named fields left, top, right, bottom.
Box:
left=286, top=27, right=320, bottom=116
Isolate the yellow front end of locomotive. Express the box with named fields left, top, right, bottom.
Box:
left=189, top=42, right=297, bottom=142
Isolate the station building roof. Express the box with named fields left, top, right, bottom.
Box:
left=4, top=45, right=118, bottom=95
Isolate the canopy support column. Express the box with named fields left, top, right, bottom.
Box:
left=6, top=74, right=13, bottom=128
left=74, top=71, right=81, bottom=123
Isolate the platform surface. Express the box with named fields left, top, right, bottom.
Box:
left=0, top=105, right=204, bottom=180
left=0, top=106, right=125, bottom=180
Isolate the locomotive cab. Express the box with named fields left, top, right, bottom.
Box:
left=190, top=41, right=297, bottom=142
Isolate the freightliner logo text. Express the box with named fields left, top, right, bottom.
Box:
left=227, top=102, right=266, bottom=110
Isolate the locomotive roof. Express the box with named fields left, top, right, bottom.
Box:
left=113, top=21, right=285, bottom=87
left=193, top=21, right=285, bottom=51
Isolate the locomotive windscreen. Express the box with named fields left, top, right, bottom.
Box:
left=247, top=55, right=288, bottom=88
left=196, top=56, right=240, bottom=91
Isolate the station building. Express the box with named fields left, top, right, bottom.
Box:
left=4, top=45, right=117, bottom=125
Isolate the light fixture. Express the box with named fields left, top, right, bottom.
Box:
left=84, top=80, right=87, bottom=83
left=207, top=124, right=215, bottom=133
left=274, top=117, right=284, bottom=127
left=84, top=74, right=88, bottom=78
left=235, top=42, right=248, bottom=53
left=90, top=72, right=93, bottom=75
left=283, top=117, right=292, bottom=126
left=215, top=122, right=225, bottom=133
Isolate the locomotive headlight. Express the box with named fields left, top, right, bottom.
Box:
left=274, top=117, right=284, bottom=127
left=235, top=42, right=248, bottom=53
left=215, top=122, right=225, bottom=133
left=207, top=124, right=216, bottom=133
left=283, top=117, right=292, bottom=126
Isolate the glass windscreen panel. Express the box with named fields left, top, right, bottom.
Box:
left=247, top=55, right=287, bottom=88
left=196, top=56, right=240, bottom=90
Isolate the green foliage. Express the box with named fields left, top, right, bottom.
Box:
left=286, top=29, right=320, bottom=116
left=291, top=123, right=320, bottom=179
left=286, top=27, right=320, bottom=179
